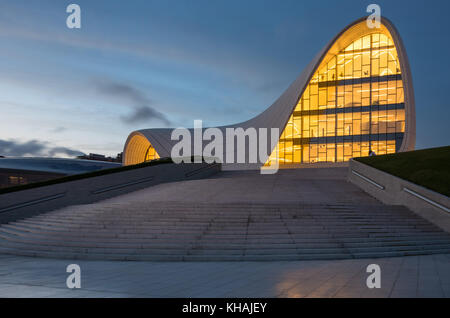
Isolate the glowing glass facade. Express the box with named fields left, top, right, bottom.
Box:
left=123, top=134, right=160, bottom=166
left=266, top=31, right=406, bottom=166
left=144, top=145, right=160, bottom=162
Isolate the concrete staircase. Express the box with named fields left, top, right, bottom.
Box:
left=1, top=201, right=450, bottom=261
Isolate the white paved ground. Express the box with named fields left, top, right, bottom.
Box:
left=0, top=253, right=449, bottom=298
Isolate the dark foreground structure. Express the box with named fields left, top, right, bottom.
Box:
left=0, top=158, right=120, bottom=189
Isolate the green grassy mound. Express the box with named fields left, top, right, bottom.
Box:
left=355, top=146, right=450, bottom=197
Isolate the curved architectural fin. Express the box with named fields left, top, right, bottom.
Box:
left=123, top=17, right=415, bottom=168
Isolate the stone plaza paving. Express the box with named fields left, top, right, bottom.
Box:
left=0, top=253, right=449, bottom=298
left=0, top=168, right=449, bottom=297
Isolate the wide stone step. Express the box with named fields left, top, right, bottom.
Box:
left=4, top=228, right=449, bottom=250
left=6, top=219, right=440, bottom=231
left=16, top=217, right=437, bottom=227
left=2, top=225, right=448, bottom=243
left=3, top=236, right=449, bottom=256
left=49, top=207, right=414, bottom=211
left=0, top=244, right=448, bottom=262
left=2, top=200, right=450, bottom=261
left=26, top=217, right=429, bottom=225
left=2, top=230, right=450, bottom=252
left=3, top=227, right=450, bottom=248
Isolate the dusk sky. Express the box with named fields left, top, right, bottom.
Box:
left=0, top=0, right=449, bottom=157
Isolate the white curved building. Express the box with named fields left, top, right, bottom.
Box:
left=123, top=16, right=415, bottom=168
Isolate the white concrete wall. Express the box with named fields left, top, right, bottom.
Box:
left=348, top=159, right=450, bottom=233
left=0, top=162, right=220, bottom=224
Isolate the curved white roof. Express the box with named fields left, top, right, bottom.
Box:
left=123, top=16, right=415, bottom=166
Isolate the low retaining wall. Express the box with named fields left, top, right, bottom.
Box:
left=222, top=162, right=349, bottom=171
left=348, top=159, right=450, bottom=233
left=0, top=162, right=221, bottom=224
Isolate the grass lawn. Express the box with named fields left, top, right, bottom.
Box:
left=355, top=146, right=450, bottom=197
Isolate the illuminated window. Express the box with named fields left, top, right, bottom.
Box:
left=266, top=25, right=406, bottom=166
left=124, top=134, right=160, bottom=165
left=8, top=176, right=26, bottom=185
left=145, top=145, right=160, bottom=162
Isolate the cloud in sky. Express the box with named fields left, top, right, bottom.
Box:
left=0, top=139, right=85, bottom=157
left=94, top=80, right=172, bottom=126
left=0, top=1, right=293, bottom=89
left=120, top=105, right=170, bottom=125
left=51, top=126, right=67, bottom=133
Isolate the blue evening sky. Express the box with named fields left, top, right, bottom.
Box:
left=0, top=0, right=448, bottom=157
